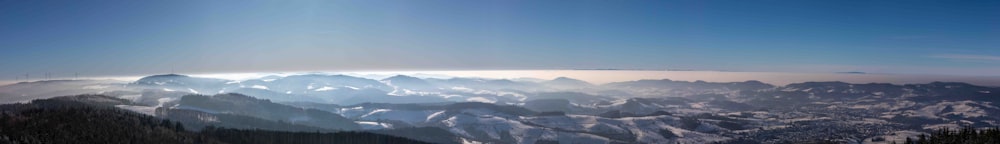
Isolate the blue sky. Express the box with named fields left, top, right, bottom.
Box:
left=1, top=0, right=999, bottom=80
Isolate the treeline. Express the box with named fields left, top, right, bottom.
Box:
left=0, top=105, right=214, bottom=144
left=0, top=99, right=429, bottom=144
left=201, top=126, right=428, bottom=144
left=898, top=126, right=1000, bottom=144
left=715, top=126, right=1000, bottom=144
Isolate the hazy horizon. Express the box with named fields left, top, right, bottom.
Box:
left=5, top=70, right=1000, bottom=87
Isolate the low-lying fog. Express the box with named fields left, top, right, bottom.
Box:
left=8, top=70, right=996, bottom=86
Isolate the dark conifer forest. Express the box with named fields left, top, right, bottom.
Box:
left=0, top=97, right=429, bottom=144
left=897, top=127, right=1000, bottom=144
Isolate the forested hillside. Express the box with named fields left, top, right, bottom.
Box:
left=0, top=96, right=428, bottom=144
left=898, top=127, right=1000, bottom=144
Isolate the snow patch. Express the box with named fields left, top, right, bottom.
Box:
left=251, top=85, right=269, bottom=90
left=466, top=97, right=497, bottom=103
left=356, top=121, right=393, bottom=130
left=315, top=86, right=336, bottom=91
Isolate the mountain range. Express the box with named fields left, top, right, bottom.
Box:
left=1, top=73, right=999, bottom=143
